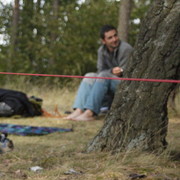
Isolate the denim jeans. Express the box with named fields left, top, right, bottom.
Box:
left=73, top=71, right=121, bottom=115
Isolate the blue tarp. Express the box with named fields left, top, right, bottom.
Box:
left=0, top=123, right=73, bottom=136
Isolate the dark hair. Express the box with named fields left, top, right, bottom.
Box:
left=100, top=25, right=117, bottom=39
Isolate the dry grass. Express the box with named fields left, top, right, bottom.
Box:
left=0, top=81, right=179, bottom=180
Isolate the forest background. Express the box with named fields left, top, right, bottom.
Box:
left=0, top=0, right=152, bottom=86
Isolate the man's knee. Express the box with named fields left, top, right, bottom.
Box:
left=95, top=71, right=112, bottom=83
left=84, top=72, right=97, bottom=77
left=98, top=71, right=112, bottom=78
left=83, top=72, right=97, bottom=84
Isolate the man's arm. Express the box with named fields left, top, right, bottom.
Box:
left=97, top=46, right=112, bottom=73
left=113, top=43, right=133, bottom=76
left=117, top=42, right=133, bottom=71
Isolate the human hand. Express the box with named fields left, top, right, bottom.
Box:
left=112, top=67, right=123, bottom=76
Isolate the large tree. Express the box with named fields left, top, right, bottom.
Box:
left=87, top=0, right=180, bottom=153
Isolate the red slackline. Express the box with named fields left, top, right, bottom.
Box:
left=0, top=72, right=179, bottom=83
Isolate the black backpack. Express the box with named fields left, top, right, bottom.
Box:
left=0, top=88, right=42, bottom=117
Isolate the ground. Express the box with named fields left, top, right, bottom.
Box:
left=0, top=83, right=179, bottom=180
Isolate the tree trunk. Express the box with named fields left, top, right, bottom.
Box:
left=8, top=0, right=19, bottom=71
left=87, top=0, right=180, bottom=153
left=20, top=0, right=34, bottom=67
left=11, top=0, right=19, bottom=49
left=118, top=0, right=132, bottom=42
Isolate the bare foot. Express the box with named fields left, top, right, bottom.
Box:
left=72, top=109, right=95, bottom=121
left=64, top=108, right=83, bottom=120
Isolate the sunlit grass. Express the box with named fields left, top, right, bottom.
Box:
left=0, top=79, right=179, bottom=180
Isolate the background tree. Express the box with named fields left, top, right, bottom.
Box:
left=87, top=0, right=180, bottom=153
left=118, top=0, right=132, bottom=42
left=0, top=2, right=12, bottom=74
left=9, top=0, right=19, bottom=69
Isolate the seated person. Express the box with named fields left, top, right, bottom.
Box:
left=65, top=25, right=133, bottom=121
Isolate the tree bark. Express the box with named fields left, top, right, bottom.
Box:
left=11, top=0, right=19, bottom=49
left=118, top=0, right=132, bottom=42
left=87, top=0, right=180, bottom=153
left=8, top=0, right=19, bottom=71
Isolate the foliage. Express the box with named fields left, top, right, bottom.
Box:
left=0, top=0, right=151, bottom=85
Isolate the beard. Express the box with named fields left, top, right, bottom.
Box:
left=109, top=40, right=120, bottom=49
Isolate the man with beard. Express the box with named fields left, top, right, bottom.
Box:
left=66, top=25, right=133, bottom=121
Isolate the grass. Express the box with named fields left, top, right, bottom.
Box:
left=0, top=81, right=179, bottom=180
